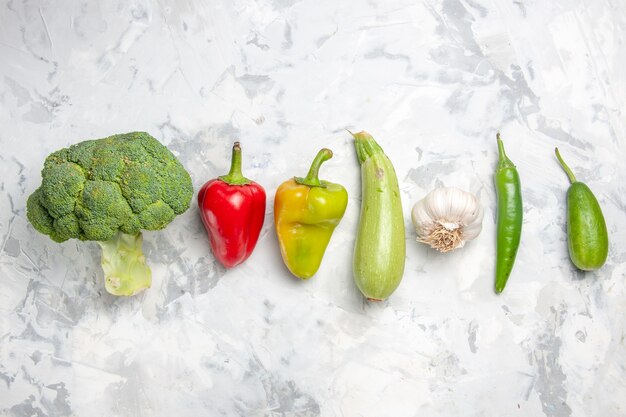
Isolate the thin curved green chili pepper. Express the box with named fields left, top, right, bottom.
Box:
left=494, top=133, right=523, bottom=293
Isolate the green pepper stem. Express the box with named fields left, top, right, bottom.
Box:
left=294, top=148, right=333, bottom=187
left=219, top=142, right=251, bottom=185
left=554, top=147, right=577, bottom=184
left=351, top=130, right=383, bottom=165
left=496, top=133, right=515, bottom=169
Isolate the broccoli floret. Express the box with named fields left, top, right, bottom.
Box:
left=26, top=132, right=193, bottom=296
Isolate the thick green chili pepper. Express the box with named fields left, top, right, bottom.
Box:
left=494, top=133, right=523, bottom=294
left=555, top=148, right=608, bottom=270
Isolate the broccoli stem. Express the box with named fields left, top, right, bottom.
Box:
left=96, top=232, right=152, bottom=296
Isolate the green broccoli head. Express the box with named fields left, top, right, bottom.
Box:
left=27, top=131, right=192, bottom=241
left=26, top=132, right=193, bottom=296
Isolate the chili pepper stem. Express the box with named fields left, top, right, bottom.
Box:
left=555, top=148, right=577, bottom=184
left=219, top=142, right=251, bottom=185
left=496, top=133, right=507, bottom=158
left=294, top=148, right=333, bottom=187
left=496, top=133, right=515, bottom=169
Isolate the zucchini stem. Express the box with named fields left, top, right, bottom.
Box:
left=351, top=131, right=383, bottom=164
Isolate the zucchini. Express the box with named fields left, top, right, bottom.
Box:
left=352, top=131, right=406, bottom=301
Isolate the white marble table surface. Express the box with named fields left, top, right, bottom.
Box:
left=1, top=0, right=625, bottom=416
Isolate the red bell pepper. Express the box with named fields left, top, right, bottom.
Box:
left=197, top=142, right=266, bottom=268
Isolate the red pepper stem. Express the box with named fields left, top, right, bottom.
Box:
left=219, top=142, right=251, bottom=185
left=294, top=148, right=333, bottom=188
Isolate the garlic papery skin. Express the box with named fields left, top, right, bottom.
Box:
left=411, top=187, right=484, bottom=253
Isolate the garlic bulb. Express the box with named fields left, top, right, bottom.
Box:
left=411, top=187, right=483, bottom=253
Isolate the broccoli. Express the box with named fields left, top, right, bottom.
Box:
left=26, top=132, right=193, bottom=296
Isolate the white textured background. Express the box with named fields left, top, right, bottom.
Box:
left=1, top=0, right=625, bottom=416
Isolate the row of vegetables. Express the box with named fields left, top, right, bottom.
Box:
left=26, top=131, right=609, bottom=298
